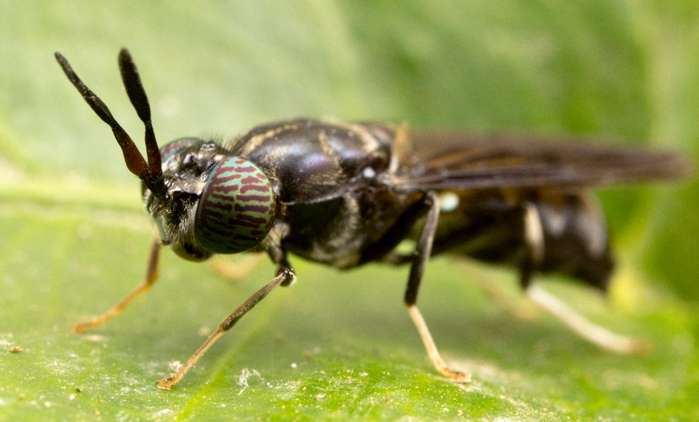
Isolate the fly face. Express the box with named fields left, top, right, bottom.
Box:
left=145, top=138, right=223, bottom=261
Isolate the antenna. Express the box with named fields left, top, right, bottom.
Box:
left=118, top=48, right=162, bottom=181
left=55, top=49, right=166, bottom=196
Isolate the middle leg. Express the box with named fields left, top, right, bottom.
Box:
left=405, top=192, right=469, bottom=382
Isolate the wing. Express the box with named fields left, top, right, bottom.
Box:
left=390, top=132, right=693, bottom=191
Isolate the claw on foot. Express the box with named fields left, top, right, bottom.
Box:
left=439, top=367, right=471, bottom=383
left=72, top=319, right=101, bottom=334
left=157, top=377, right=176, bottom=390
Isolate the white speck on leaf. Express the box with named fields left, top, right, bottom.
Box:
left=0, top=333, right=14, bottom=348
left=152, top=408, right=173, bottom=419
left=81, top=334, right=107, bottom=343
left=237, top=368, right=263, bottom=395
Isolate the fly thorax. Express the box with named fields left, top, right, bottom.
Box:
left=194, top=156, right=276, bottom=254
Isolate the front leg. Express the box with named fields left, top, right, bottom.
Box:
left=73, top=239, right=161, bottom=333
left=157, top=243, right=295, bottom=390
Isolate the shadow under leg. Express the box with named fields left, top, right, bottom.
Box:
left=73, top=239, right=161, bottom=333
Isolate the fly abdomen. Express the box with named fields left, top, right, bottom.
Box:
left=533, top=193, right=614, bottom=291
left=434, top=190, right=614, bottom=290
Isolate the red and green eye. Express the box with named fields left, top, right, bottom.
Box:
left=194, top=157, right=276, bottom=254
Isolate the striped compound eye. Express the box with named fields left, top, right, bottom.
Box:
left=194, top=157, right=276, bottom=254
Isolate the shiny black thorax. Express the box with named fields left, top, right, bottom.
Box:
left=226, top=119, right=423, bottom=268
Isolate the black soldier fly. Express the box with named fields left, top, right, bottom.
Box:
left=55, top=49, right=692, bottom=390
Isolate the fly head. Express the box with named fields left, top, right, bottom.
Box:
left=56, top=49, right=277, bottom=261
left=148, top=141, right=277, bottom=260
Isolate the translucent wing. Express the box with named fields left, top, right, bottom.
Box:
left=391, top=132, right=693, bottom=191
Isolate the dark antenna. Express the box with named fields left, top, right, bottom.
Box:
left=118, top=49, right=162, bottom=182
left=54, top=50, right=166, bottom=196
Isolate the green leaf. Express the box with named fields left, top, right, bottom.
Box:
left=1, top=1, right=697, bottom=420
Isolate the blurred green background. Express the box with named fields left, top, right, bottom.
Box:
left=0, top=1, right=697, bottom=420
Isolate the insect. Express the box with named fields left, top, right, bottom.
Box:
left=55, top=49, right=692, bottom=390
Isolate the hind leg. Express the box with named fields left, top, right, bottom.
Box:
left=520, top=203, right=650, bottom=354
left=459, top=262, right=540, bottom=320
left=525, top=284, right=651, bottom=353
left=383, top=252, right=538, bottom=320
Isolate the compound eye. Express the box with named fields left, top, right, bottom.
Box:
left=194, top=157, right=276, bottom=254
